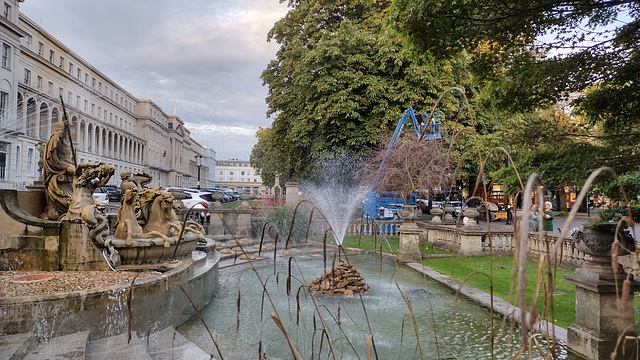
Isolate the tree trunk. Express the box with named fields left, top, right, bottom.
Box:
left=557, top=186, right=568, bottom=212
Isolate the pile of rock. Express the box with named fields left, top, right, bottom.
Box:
left=307, top=260, right=369, bottom=295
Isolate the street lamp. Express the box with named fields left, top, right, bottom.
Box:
left=195, top=155, right=203, bottom=189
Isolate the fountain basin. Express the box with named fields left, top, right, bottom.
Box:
left=178, top=247, right=571, bottom=359
left=108, top=232, right=200, bottom=266
left=0, top=251, right=219, bottom=339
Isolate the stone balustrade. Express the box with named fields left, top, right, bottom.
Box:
left=303, top=216, right=593, bottom=265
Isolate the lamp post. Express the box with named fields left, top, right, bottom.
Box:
left=195, top=155, right=203, bottom=189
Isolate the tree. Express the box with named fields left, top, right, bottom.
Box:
left=392, top=0, right=637, bottom=106
left=391, top=0, right=640, bottom=173
left=254, top=0, right=472, bottom=184
left=361, top=135, right=452, bottom=200
left=493, top=141, right=609, bottom=210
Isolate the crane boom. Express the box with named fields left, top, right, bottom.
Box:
left=365, top=107, right=442, bottom=220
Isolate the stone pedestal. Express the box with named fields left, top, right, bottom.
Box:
left=442, top=203, right=456, bottom=225
left=285, top=182, right=300, bottom=207
left=564, top=257, right=640, bottom=359
left=397, top=221, right=422, bottom=263
left=430, top=207, right=443, bottom=224
left=235, top=208, right=254, bottom=240
left=207, top=209, right=225, bottom=237
left=59, top=221, right=110, bottom=271
left=458, top=229, right=485, bottom=255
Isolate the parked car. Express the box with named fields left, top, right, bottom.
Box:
left=166, top=188, right=214, bottom=223
left=448, top=201, right=466, bottom=217
left=225, top=190, right=241, bottom=202
left=92, top=189, right=109, bottom=205
left=96, top=185, right=123, bottom=203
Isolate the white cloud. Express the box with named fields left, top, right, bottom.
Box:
left=184, top=122, right=259, bottom=160
left=20, top=0, right=288, bottom=160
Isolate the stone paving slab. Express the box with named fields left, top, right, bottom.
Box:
left=144, top=327, right=212, bottom=360
left=85, top=333, right=151, bottom=360
left=23, top=331, right=89, bottom=360
left=406, top=262, right=568, bottom=342
left=0, top=332, right=34, bottom=360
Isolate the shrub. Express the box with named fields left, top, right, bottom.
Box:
left=597, top=206, right=640, bottom=225
left=252, top=206, right=311, bottom=241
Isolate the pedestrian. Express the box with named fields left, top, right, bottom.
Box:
left=543, top=201, right=554, bottom=235
left=529, top=204, right=539, bottom=232
left=505, top=203, right=513, bottom=225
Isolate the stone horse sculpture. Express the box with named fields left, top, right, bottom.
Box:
left=113, top=187, right=205, bottom=248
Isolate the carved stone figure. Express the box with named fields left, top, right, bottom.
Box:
left=63, top=162, right=114, bottom=243
left=113, top=187, right=205, bottom=248
left=120, top=171, right=137, bottom=193
left=42, top=119, right=75, bottom=219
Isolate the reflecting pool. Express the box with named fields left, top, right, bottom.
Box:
left=179, top=248, right=571, bottom=359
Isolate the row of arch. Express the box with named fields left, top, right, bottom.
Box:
left=18, top=93, right=145, bottom=165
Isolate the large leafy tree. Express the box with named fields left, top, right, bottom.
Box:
left=391, top=0, right=640, bottom=171
left=253, top=0, right=472, bottom=184
left=391, top=0, right=637, bottom=107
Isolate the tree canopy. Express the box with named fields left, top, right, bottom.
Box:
left=391, top=0, right=638, bottom=111
left=391, top=0, right=640, bottom=197
left=253, top=0, right=472, bottom=184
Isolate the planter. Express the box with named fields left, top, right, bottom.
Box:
left=397, top=205, right=418, bottom=221
left=573, top=223, right=636, bottom=257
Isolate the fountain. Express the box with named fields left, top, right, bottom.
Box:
left=303, top=155, right=369, bottom=247
left=0, top=119, right=601, bottom=359
left=299, top=155, right=372, bottom=295
left=0, top=114, right=221, bottom=356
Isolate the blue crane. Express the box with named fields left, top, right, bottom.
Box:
left=363, top=107, right=442, bottom=220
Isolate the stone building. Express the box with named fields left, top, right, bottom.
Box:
left=215, top=158, right=265, bottom=195
left=0, top=0, right=210, bottom=190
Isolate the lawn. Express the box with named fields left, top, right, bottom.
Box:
left=422, top=255, right=576, bottom=329
left=222, top=199, right=263, bottom=210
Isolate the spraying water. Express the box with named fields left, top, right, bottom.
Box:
left=303, top=154, right=368, bottom=246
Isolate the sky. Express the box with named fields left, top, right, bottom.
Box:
left=20, top=0, right=289, bottom=161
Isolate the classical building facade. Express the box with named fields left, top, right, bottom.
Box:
left=215, top=159, right=265, bottom=195
left=0, top=0, right=211, bottom=190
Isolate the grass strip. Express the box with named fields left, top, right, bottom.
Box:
left=223, top=200, right=263, bottom=210
left=422, top=255, right=576, bottom=329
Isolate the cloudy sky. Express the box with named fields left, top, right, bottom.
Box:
left=20, top=0, right=289, bottom=161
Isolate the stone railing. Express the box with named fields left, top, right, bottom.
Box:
left=308, top=219, right=403, bottom=238
left=177, top=205, right=254, bottom=240
left=527, top=233, right=591, bottom=267
left=414, top=221, right=590, bottom=266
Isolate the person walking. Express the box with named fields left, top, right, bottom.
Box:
left=543, top=201, right=554, bottom=235
left=529, top=204, right=539, bottom=231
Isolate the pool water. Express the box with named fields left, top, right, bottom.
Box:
left=179, top=248, right=571, bottom=359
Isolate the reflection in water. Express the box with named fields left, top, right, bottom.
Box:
left=179, top=250, right=570, bottom=359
